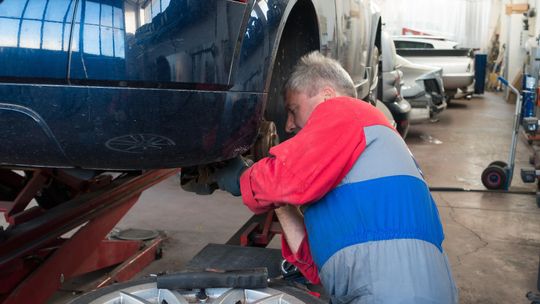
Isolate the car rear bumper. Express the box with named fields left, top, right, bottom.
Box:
left=0, top=83, right=265, bottom=170
left=443, top=73, right=474, bottom=90
left=409, top=106, right=431, bottom=123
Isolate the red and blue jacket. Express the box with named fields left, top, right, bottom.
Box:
left=239, top=96, right=444, bottom=284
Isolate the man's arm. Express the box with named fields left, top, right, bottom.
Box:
left=240, top=104, right=368, bottom=213
left=275, top=205, right=305, bottom=253
left=275, top=205, right=320, bottom=284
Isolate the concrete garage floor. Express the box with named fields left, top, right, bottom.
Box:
left=62, top=91, right=540, bottom=303
left=405, top=93, right=540, bottom=303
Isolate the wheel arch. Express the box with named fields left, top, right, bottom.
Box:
left=374, top=17, right=383, bottom=102
left=375, top=18, right=382, bottom=55
left=263, top=0, right=321, bottom=141
left=263, top=0, right=321, bottom=93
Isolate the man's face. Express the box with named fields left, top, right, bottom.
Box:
left=284, top=87, right=334, bottom=133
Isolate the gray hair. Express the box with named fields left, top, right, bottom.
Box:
left=284, top=51, right=357, bottom=98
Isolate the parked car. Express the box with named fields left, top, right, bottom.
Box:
left=393, top=35, right=459, bottom=49
left=396, top=55, right=446, bottom=123
left=393, top=35, right=475, bottom=100
left=380, top=31, right=411, bottom=138
left=0, top=0, right=381, bottom=171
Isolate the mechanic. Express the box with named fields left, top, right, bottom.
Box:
left=216, top=51, right=458, bottom=303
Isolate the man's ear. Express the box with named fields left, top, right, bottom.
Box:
left=322, top=86, right=337, bottom=99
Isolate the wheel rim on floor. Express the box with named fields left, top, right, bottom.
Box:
left=69, top=280, right=315, bottom=304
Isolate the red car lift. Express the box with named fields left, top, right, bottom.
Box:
left=0, top=168, right=178, bottom=304
left=227, top=211, right=283, bottom=247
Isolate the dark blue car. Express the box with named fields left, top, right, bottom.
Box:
left=0, top=0, right=381, bottom=171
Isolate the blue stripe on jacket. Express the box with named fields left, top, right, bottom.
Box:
left=304, top=174, right=445, bottom=268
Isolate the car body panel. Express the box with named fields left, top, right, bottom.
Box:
left=393, top=35, right=459, bottom=49
left=69, top=0, right=247, bottom=86
left=334, top=0, right=373, bottom=99
left=380, top=30, right=410, bottom=137
left=0, top=0, right=379, bottom=170
left=0, top=83, right=263, bottom=169
left=396, top=55, right=446, bottom=123
left=440, top=73, right=475, bottom=90
left=396, top=49, right=474, bottom=90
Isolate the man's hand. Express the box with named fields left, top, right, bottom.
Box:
left=214, top=156, right=252, bottom=196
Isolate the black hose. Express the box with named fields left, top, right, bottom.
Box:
left=429, top=186, right=536, bottom=195
left=157, top=268, right=269, bottom=290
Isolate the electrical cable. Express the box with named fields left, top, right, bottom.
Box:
left=429, top=186, right=536, bottom=195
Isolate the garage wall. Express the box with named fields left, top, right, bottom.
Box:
left=499, top=0, right=525, bottom=82
left=375, top=0, right=540, bottom=86
left=497, top=0, right=540, bottom=83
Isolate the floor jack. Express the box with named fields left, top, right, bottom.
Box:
left=0, top=168, right=178, bottom=303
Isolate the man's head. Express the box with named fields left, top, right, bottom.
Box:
left=283, top=51, right=356, bottom=133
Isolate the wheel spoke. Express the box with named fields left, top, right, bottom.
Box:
left=157, top=289, right=189, bottom=304
left=252, top=293, right=284, bottom=304
left=214, top=289, right=245, bottom=303
left=119, top=291, right=153, bottom=304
